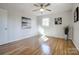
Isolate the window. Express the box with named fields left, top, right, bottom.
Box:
left=42, top=18, right=49, bottom=26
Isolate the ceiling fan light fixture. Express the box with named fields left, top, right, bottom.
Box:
left=40, top=8, right=44, bottom=12
left=33, top=3, right=51, bottom=13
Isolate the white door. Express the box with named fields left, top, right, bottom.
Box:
left=0, top=9, right=8, bottom=45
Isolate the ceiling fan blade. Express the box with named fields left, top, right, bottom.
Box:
left=32, top=9, right=40, bottom=11
left=46, top=9, right=52, bottom=11
left=44, top=3, right=50, bottom=7
left=38, top=3, right=44, bottom=8
left=34, top=4, right=39, bottom=7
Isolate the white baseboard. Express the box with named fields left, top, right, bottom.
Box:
left=46, top=35, right=72, bottom=40
left=72, top=40, right=79, bottom=51
left=0, top=33, right=39, bottom=45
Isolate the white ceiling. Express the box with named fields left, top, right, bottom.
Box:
left=0, top=3, right=73, bottom=16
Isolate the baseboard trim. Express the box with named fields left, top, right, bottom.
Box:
left=46, top=36, right=72, bottom=40
left=0, top=34, right=39, bottom=46
left=72, top=40, right=79, bottom=51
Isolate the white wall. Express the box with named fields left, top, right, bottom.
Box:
left=0, top=9, right=8, bottom=44
left=37, top=11, right=72, bottom=39
left=8, top=10, right=38, bottom=43
left=72, top=3, right=79, bottom=51
left=0, top=8, right=38, bottom=45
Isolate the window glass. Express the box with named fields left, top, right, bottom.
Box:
left=42, top=18, right=49, bottom=26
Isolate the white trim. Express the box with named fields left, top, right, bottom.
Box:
left=0, top=33, right=39, bottom=45
left=72, top=39, right=79, bottom=51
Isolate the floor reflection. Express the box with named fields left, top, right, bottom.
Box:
left=39, top=36, right=51, bottom=55
left=40, top=35, right=48, bottom=42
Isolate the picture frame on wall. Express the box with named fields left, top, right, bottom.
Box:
left=74, top=7, right=79, bottom=22
left=55, top=17, right=62, bottom=25
left=21, top=17, right=31, bottom=29
left=58, top=17, right=62, bottom=24
left=55, top=18, right=58, bottom=24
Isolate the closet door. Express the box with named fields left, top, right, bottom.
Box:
left=0, top=9, right=8, bottom=45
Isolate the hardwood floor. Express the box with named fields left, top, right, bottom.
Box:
left=0, top=36, right=79, bottom=55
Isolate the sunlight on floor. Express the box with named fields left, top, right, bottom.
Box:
left=38, top=26, right=51, bottom=54
left=41, top=43, right=51, bottom=55
left=38, top=26, right=48, bottom=42
left=40, top=35, right=48, bottom=41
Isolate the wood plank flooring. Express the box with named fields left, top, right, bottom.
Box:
left=0, top=36, right=79, bottom=55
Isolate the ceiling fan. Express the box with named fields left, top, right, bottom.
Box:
left=32, top=3, right=52, bottom=13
